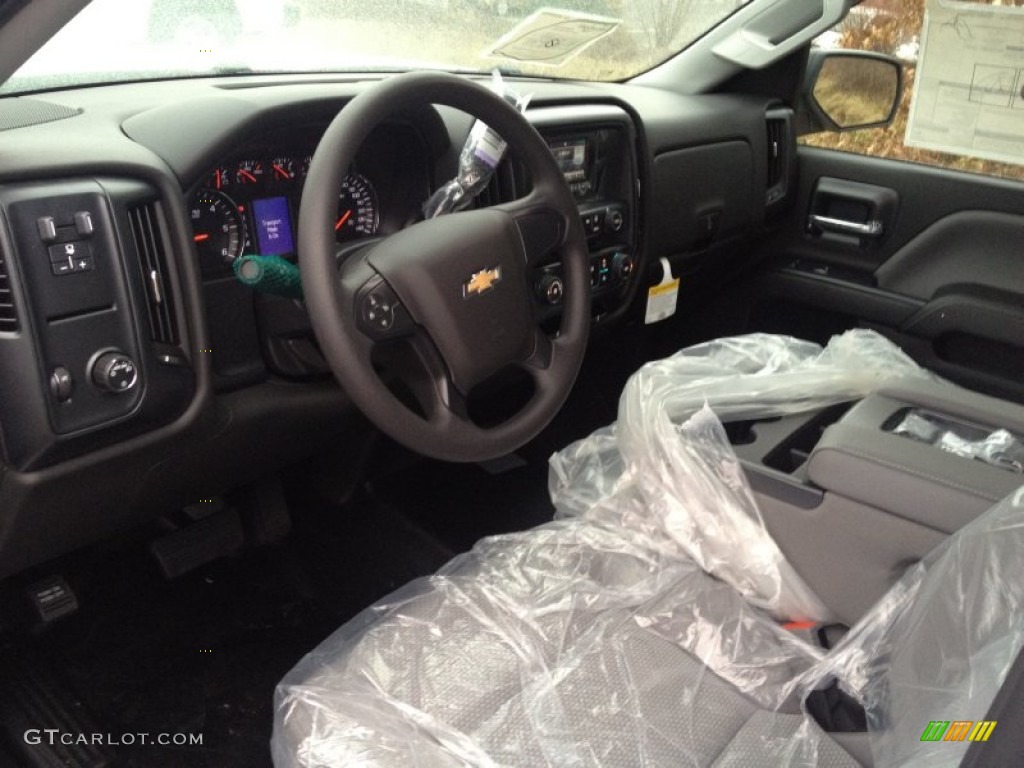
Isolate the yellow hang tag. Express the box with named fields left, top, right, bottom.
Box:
left=645, top=257, right=679, bottom=324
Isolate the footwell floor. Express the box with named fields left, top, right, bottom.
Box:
left=2, top=489, right=453, bottom=768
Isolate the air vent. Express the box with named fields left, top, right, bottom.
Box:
left=765, top=108, right=793, bottom=207
left=127, top=202, right=178, bottom=345
left=475, top=155, right=529, bottom=208
left=0, top=243, right=18, bottom=332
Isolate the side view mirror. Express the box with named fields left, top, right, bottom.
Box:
left=802, top=50, right=903, bottom=133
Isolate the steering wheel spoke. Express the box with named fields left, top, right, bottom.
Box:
left=404, top=328, right=470, bottom=424
left=521, top=328, right=555, bottom=374
left=495, top=193, right=569, bottom=266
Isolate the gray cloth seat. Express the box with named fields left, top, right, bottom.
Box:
left=273, top=482, right=1024, bottom=767
left=272, top=517, right=860, bottom=766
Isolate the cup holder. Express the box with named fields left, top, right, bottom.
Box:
left=724, top=419, right=778, bottom=446
left=762, top=403, right=853, bottom=473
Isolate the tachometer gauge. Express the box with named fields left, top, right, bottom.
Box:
left=335, top=172, right=379, bottom=242
left=191, top=189, right=246, bottom=267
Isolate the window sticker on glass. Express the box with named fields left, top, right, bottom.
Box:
left=486, top=9, right=621, bottom=68
left=906, top=0, right=1024, bottom=166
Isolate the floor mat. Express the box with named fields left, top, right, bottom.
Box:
left=369, top=457, right=556, bottom=555
left=5, top=490, right=451, bottom=768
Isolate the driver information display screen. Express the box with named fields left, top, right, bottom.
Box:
left=253, top=196, right=295, bottom=256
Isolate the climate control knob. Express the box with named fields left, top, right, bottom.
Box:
left=90, top=351, right=138, bottom=393
left=613, top=251, right=635, bottom=280
left=537, top=273, right=565, bottom=305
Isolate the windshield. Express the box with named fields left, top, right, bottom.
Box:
left=3, top=0, right=751, bottom=93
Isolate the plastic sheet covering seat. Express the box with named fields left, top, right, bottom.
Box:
left=273, top=332, right=1024, bottom=767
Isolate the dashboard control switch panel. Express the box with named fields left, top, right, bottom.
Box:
left=0, top=178, right=196, bottom=470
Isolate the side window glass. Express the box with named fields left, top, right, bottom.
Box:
left=802, top=0, right=1024, bottom=181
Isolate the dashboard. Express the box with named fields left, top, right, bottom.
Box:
left=0, top=73, right=787, bottom=577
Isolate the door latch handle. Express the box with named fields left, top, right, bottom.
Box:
left=809, top=214, right=884, bottom=238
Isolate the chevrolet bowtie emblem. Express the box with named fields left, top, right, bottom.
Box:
left=463, top=266, right=502, bottom=298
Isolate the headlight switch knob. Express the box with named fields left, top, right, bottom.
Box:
left=91, top=351, right=139, bottom=393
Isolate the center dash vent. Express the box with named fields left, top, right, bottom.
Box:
left=475, top=155, right=530, bottom=208
left=127, top=201, right=178, bottom=345
left=0, top=242, right=19, bottom=333
left=765, top=108, right=793, bottom=207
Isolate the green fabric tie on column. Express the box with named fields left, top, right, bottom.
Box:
left=233, top=254, right=303, bottom=299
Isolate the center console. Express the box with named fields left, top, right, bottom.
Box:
left=806, top=380, right=1024, bottom=532
left=721, top=377, right=1024, bottom=624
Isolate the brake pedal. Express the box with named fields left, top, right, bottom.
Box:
left=149, top=507, right=244, bottom=579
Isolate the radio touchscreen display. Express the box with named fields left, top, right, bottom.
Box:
left=548, top=137, right=588, bottom=182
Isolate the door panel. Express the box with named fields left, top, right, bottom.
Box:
left=749, top=146, right=1024, bottom=402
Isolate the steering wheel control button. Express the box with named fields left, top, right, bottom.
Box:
left=537, top=273, right=564, bottom=305
left=49, top=367, right=73, bottom=402
left=365, top=292, right=395, bottom=331
left=90, top=351, right=138, bottom=393
left=47, top=241, right=93, bottom=275
left=358, top=283, right=410, bottom=340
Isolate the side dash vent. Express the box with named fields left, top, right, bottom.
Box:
left=765, top=108, right=794, bottom=208
left=0, top=242, right=18, bottom=333
left=127, top=202, right=178, bottom=345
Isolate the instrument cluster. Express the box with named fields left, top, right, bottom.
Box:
left=190, top=153, right=379, bottom=276
left=188, top=122, right=431, bottom=278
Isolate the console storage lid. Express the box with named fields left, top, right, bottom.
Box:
left=807, top=378, right=1024, bottom=534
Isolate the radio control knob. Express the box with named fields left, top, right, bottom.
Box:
left=613, top=251, right=635, bottom=280
left=608, top=209, right=625, bottom=233
left=537, top=273, right=564, bottom=305
left=91, top=351, right=138, bottom=393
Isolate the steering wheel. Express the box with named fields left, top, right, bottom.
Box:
left=299, top=72, right=590, bottom=462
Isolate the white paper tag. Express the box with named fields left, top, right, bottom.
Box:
left=472, top=123, right=507, bottom=169
left=645, top=257, right=679, bottom=324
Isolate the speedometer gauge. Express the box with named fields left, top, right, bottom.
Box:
left=334, top=172, right=379, bottom=243
left=191, top=189, right=245, bottom=267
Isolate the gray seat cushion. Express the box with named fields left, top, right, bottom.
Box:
left=273, top=519, right=859, bottom=767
